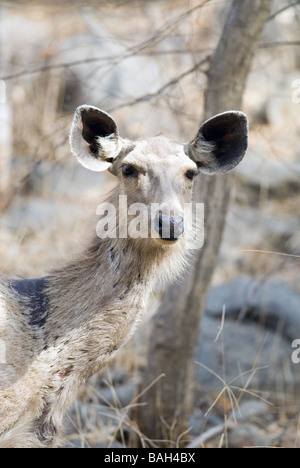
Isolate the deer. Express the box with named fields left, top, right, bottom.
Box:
left=0, top=105, right=248, bottom=447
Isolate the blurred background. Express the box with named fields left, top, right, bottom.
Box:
left=0, top=0, right=300, bottom=448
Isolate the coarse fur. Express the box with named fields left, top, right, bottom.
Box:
left=0, top=106, right=248, bottom=447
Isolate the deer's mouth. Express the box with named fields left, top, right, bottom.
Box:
left=153, top=237, right=180, bottom=246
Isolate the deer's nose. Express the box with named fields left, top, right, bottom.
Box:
left=155, top=213, right=184, bottom=241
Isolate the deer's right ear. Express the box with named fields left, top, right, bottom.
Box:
left=69, top=105, right=123, bottom=172
left=185, top=111, right=248, bottom=175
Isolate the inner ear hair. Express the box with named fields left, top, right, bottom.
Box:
left=185, top=138, right=216, bottom=169
left=96, top=134, right=123, bottom=161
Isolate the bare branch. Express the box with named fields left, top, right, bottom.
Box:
left=2, top=39, right=300, bottom=83
left=267, top=0, right=300, bottom=22
left=0, top=135, right=68, bottom=213
left=0, top=56, right=111, bottom=81
left=1, top=0, right=213, bottom=83
left=0, top=50, right=211, bottom=82
left=107, top=56, right=210, bottom=113
left=259, top=40, right=300, bottom=48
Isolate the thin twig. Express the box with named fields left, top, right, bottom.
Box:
left=2, top=38, right=299, bottom=83
left=267, top=1, right=300, bottom=22
left=1, top=0, right=213, bottom=81
left=259, top=40, right=300, bottom=48
left=107, top=55, right=210, bottom=113
left=243, top=250, right=300, bottom=259
left=0, top=55, right=113, bottom=81
left=214, top=304, right=226, bottom=343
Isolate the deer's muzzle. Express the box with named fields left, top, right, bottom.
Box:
left=154, top=213, right=184, bottom=242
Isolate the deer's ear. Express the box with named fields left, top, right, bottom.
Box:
left=69, top=105, right=123, bottom=172
left=185, top=111, right=248, bottom=175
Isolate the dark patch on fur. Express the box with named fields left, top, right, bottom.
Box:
left=109, top=247, right=116, bottom=263
left=34, top=403, right=57, bottom=445
left=58, top=365, right=73, bottom=378
left=11, top=277, right=51, bottom=328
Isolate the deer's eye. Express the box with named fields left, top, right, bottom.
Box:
left=122, top=164, right=138, bottom=178
left=185, top=169, right=197, bottom=180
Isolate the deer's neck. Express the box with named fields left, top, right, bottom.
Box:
left=37, top=233, right=179, bottom=381
left=8, top=221, right=187, bottom=445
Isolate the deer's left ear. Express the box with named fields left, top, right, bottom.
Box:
left=69, top=105, right=123, bottom=172
left=185, top=111, right=248, bottom=175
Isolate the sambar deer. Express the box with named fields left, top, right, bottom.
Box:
left=0, top=105, right=248, bottom=447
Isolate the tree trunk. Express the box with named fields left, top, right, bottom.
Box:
left=137, top=0, right=274, bottom=446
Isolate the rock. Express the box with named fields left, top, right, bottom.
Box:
left=205, top=276, right=300, bottom=341
left=98, top=368, right=129, bottom=388
left=226, top=423, right=272, bottom=448
left=195, top=277, right=300, bottom=397
left=97, top=382, right=137, bottom=408
left=224, top=205, right=300, bottom=255
left=189, top=410, right=223, bottom=436
left=187, top=400, right=274, bottom=448
left=236, top=142, right=300, bottom=198
left=236, top=400, right=271, bottom=425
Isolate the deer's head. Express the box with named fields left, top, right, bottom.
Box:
left=70, top=105, right=248, bottom=246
